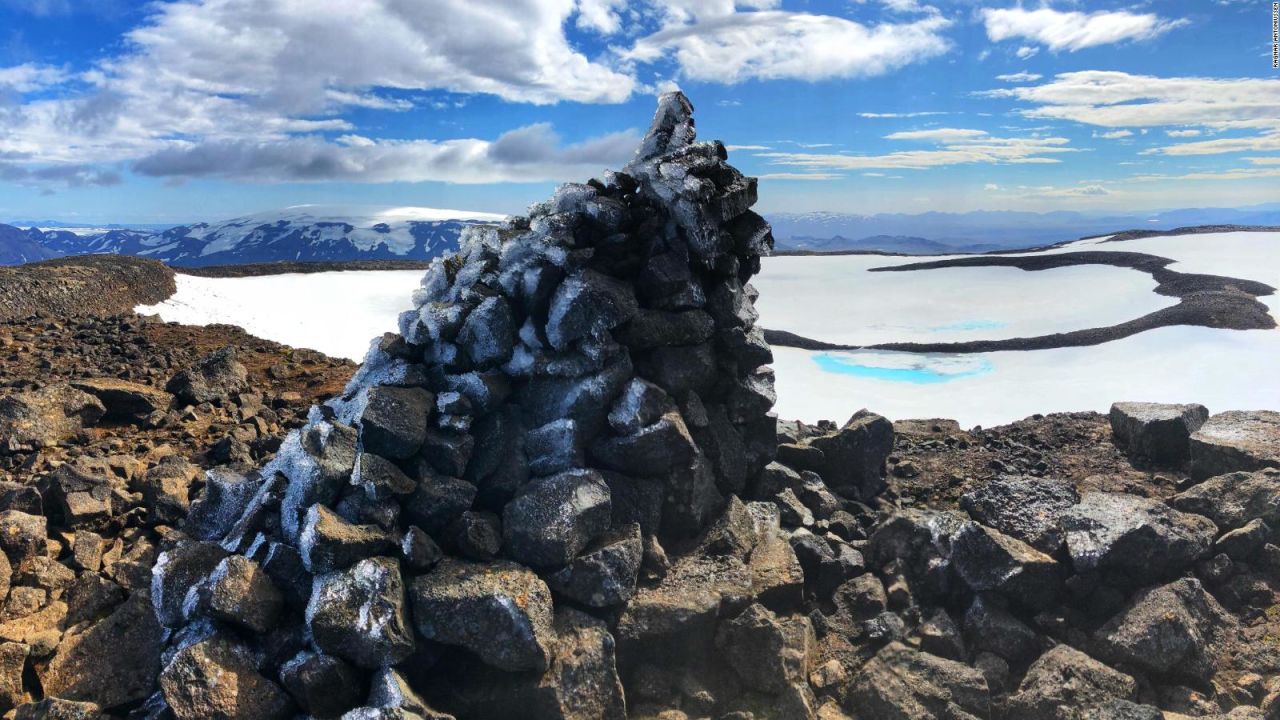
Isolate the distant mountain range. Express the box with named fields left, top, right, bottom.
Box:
left=0, top=205, right=505, bottom=267
left=3, top=203, right=1279, bottom=266
left=767, top=204, right=1280, bottom=254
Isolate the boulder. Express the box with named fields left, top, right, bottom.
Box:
left=715, top=604, right=814, bottom=695
left=1005, top=645, right=1138, bottom=720
left=1170, top=468, right=1280, bottom=531
left=1109, top=402, right=1208, bottom=468
left=159, top=635, right=293, bottom=720
left=0, top=641, right=24, bottom=714
left=545, top=269, right=639, bottom=351
left=410, top=559, right=556, bottom=673
left=502, top=469, right=611, bottom=567
left=0, top=384, right=104, bottom=452
left=195, top=555, right=283, bottom=633
left=959, top=476, right=1079, bottom=554
left=951, top=522, right=1062, bottom=610
left=1214, top=517, right=1269, bottom=560
left=37, top=595, right=162, bottom=711
left=1189, top=410, right=1280, bottom=480
left=1059, top=492, right=1216, bottom=586
left=13, top=699, right=107, bottom=720
left=546, top=523, right=643, bottom=607
left=69, top=378, right=172, bottom=422
left=358, top=386, right=432, bottom=460
left=151, top=541, right=228, bottom=628
left=456, top=296, right=516, bottom=366
left=1092, top=578, right=1236, bottom=684
left=165, top=346, right=249, bottom=406
left=799, top=410, right=894, bottom=501
left=844, top=642, right=990, bottom=720
left=963, top=596, right=1046, bottom=666
left=279, top=651, right=365, bottom=719
left=306, top=557, right=415, bottom=669
left=300, top=504, right=394, bottom=574
left=0, top=510, right=47, bottom=565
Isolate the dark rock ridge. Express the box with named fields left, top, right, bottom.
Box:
left=0, top=256, right=175, bottom=323
left=764, top=249, right=1277, bottom=354
left=145, top=92, right=794, bottom=719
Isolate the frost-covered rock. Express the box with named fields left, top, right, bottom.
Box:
left=148, top=91, right=780, bottom=718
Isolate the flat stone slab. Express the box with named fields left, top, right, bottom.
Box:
left=1109, top=402, right=1208, bottom=468
left=1189, top=410, right=1280, bottom=480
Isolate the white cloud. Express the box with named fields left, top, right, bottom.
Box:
left=1130, top=167, right=1280, bottom=182
left=1015, top=45, right=1039, bottom=59
left=886, top=128, right=988, bottom=142
left=626, top=11, right=952, bottom=83
left=1093, top=129, right=1133, bottom=139
left=1247, top=157, right=1280, bottom=165
left=984, top=182, right=999, bottom=190
left=857, top=111, right=948, bottom=118
left=986, top=71, right=1280, bottom=157
left=0, top=63, right=68, bottom=93
left=726, top=144, right=772, bottom=151
left=132, top=124, right=641, bottom=184
left=995, top=71, right=1041, bottom=82
left=982, top=7, right=1188, bottom=52
left=759, top=127, right=1073, bottom=172
left=756, top=172, right=845, bottom=180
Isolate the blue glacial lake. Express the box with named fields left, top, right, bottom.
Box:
left=813, top=352, right=994, bottom=384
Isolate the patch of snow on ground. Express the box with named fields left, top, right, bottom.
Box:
left=754, top=255, right=1176, bottom=345
left=137, top=271, right=425, bottom=360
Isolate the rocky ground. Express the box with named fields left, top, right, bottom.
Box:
left=0, top=256, right=175, bottom=323
left=0, top=310, right=1277, bottom=719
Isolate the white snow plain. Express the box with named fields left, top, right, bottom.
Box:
left=136, top=230, right=1280, bottom=428
left=137, top=271, right=426, bottom=360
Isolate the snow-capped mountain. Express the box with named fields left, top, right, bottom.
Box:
left=0, top=205, right=506, bottom=267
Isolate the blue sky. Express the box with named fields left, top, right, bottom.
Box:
left=0, top=0, right=1277, bottom=223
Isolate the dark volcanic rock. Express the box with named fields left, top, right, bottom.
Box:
left=546, top=522, right=643, bottom=607
left=159, top=635, right=292, bottom=720
left=306, top=556, right=415, bottom=669
left=1059, top=492, right=1216, bottom=586
left=1170, top=468, right=1280, bottom=531
left=69, top=378, right=173, bottom=422
left=38, top=595, right=162, bottom=711
left=951, top=522, right=1062, bottom=610
left=410, top=559, right=555, bottom=673
left=1005, top=644, right=1138, bottom=720
left=503, top=469, right=611, bottom=567
left=1189, top=410, right=1280, bottom=479
left=845, top=641, right=990, bottom=720
left=359, top=386, right=432, bottom=460
left=960, top=476, right=1079, bottom=554
left=1092, top=578, right=1236, bottom=684
left=797, top=410, right=893, bottom=501
left=1109, top=401, right=1208, bottom=468
left=0, top=384, right=104, bottom=453
left=165, top=346, right=249, bottom=405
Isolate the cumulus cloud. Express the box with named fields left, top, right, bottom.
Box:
left=1094, top=129, right=1133, bottom=139
left=758, top=127, right=1073, bottom=173
left=0, top=0, right=970, bottom=186
left=1166, top=129, right=1203, bottom=138
left=131, top=124, right=640, bottom=184
left=625, top=11, right=952, bottom=83
left=981, top=7, right=1188, bottom=52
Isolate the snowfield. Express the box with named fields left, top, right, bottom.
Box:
left=137, top=271, right=426, bottom=360
left=137, top=230, right=1280, bottom=428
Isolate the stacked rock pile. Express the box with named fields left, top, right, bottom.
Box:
left=146, top=92, right=793, bottom=719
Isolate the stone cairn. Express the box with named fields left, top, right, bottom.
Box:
left=148, top=92, right=792, bottom=719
